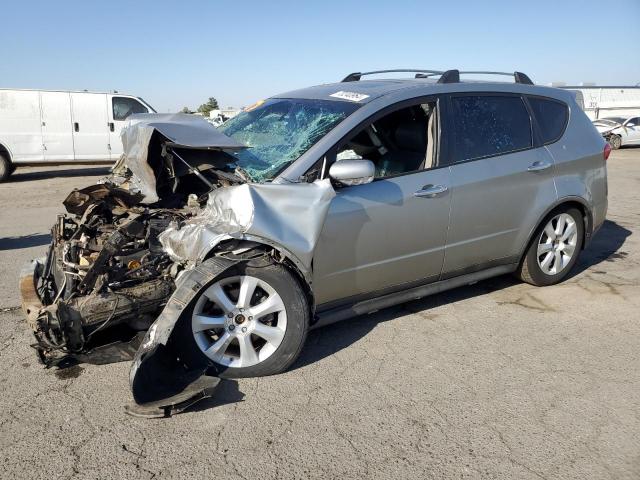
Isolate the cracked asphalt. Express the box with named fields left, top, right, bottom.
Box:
left=1, top=151, right=639, bottom=479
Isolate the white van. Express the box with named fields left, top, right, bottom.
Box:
left=0, top=89, right=155, bottom=180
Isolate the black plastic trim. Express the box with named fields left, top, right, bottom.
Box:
left=313, top=264, right=518, bottom=329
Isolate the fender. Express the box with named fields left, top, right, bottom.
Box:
left=205, top=235, right=312, bottom=284
left=518, top=195, right=594, bottom=261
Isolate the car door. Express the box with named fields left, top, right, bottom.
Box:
left=108, top=95, right=150, bottom=159
left=70, top=93, right=110, bottom=161
left=623, top=117, right=640, bottom=144
left=313, top=98, right=451, bottom=306
left=40, top=91, right=74, bottom=161
left=442, top=93, right=558, bottom=277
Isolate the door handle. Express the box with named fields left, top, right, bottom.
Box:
left=527, top=161, right=551, bottom=172
left=74, top=122, right=79, bottom=132
left=414, top=184, right=448, bottom=198
left=108, top=122, right=114, bottom=132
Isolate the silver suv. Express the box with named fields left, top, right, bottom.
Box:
left=22, top=69, right=608, bottom=397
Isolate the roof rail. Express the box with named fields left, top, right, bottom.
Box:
left=341, top=69, right=444, bottom=82
left=436, top=70, right=534, bottom=85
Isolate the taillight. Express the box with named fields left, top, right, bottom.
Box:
left=603, top=143, right=612, bottom=161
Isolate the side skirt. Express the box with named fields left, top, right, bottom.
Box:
left=313, top=264, right=518, bottom=329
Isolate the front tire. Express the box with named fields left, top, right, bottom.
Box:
left=517, top=208, right=584, bottom=286
left=173, top=260, right=310, bottom=379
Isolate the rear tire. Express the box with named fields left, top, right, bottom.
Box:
left=517, top=207, right=584, bottom=286
left=609, top=135, right=622, bottom=150
left=172, top=260, right=310, bottom=379
left=0, top=154, right=13, bottom=182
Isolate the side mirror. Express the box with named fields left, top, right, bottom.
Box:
left=627, top=123, right=636, bottom=128
left=328, top=159, right=375, bottom=186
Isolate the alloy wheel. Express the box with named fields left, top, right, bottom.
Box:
left=191, top=275, right=287, bottom=368
left=536, top=213, right=578, bottom=275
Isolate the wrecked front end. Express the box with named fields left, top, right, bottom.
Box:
left=21, top=184, right=185, bottom=366
left=21, top=114, right=248, bottom=367
left=20, top=111, right=337, bottom=413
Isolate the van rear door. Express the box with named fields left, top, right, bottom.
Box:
left=70, top=92, right=110, bottom=161
left=108, top=95, right=151, bottom=159
left=40, top=91, right=74, bottom=161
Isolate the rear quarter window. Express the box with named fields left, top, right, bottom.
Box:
left=527, top=97, right=569, bottom=145
left=450, top=95, right=532, bottom=163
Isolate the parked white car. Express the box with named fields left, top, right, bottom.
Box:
left=0, top=89, right=155, bottom=180
left=592, top=116, right=640, bottom=149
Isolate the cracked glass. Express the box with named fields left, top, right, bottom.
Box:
left=219, top=98, right=359, bottom=182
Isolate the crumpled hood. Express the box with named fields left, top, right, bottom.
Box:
left=117, top=113, right=246, bottom=203
left=593, top=121, right=624, bottom=135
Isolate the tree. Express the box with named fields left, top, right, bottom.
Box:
left=197, top=97, right=220, bottom=117
left=180, top=106, right=192, bottom=114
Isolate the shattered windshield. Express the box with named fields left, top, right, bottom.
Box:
left=219, top=98, right=359, bottom=182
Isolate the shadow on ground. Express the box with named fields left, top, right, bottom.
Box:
left=185, top=379, right=246, bottom=413
left=10, top=166, right=110, bottom=183
left=292, top=219, right=631, bottom=371
left=571, top=219, right=632, bottom=276
left=0, top=233, right=51, bottom=251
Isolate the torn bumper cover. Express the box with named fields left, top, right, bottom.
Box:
left=128, top=257, right=238, bottom=413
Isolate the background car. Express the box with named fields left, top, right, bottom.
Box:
left=593, top=116, right=640, bottom=149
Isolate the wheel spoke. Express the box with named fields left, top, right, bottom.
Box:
left=561, top=222, right=576, bottom=242
left=204, top=283, right=235, bottom=314
left=238, top=335, right=259, bottom=367
left=544, top=223, right=556, bottom=241
left=554, top=215, right=566, bottom=237
left=553, top=250, right=562, bottom=273
left=193, top=314, right=226, bottom=332
left=540, top=252, right=553, bottom=272
left=253, top=322, right=285, bottom=346
left=537, top=241, right=553, bottom=257
left=563, top=243, right=575, bottom=257
left=204, top=331, right=234, bottom=361
left=236, top=276, right=259, bottom=309
left=249, top=294, right=285, bottom=320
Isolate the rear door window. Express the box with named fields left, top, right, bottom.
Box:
left=527, top=97, right=569, bottom=145
left=450, top=95, right=532, bottom=163
left=112, top=96, right=149, bottom=120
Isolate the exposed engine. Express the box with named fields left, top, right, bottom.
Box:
left=29, top=183, right=190, bottom=363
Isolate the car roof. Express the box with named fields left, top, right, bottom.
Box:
left=273, top=78, right=574, bottom=104
left=273, top=80, right=417, bottom=104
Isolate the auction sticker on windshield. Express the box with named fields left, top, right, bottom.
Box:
left=330, top=91, right=370, bottom=102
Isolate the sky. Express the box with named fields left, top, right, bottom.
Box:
left=1, top=0, right=639, bottom=113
